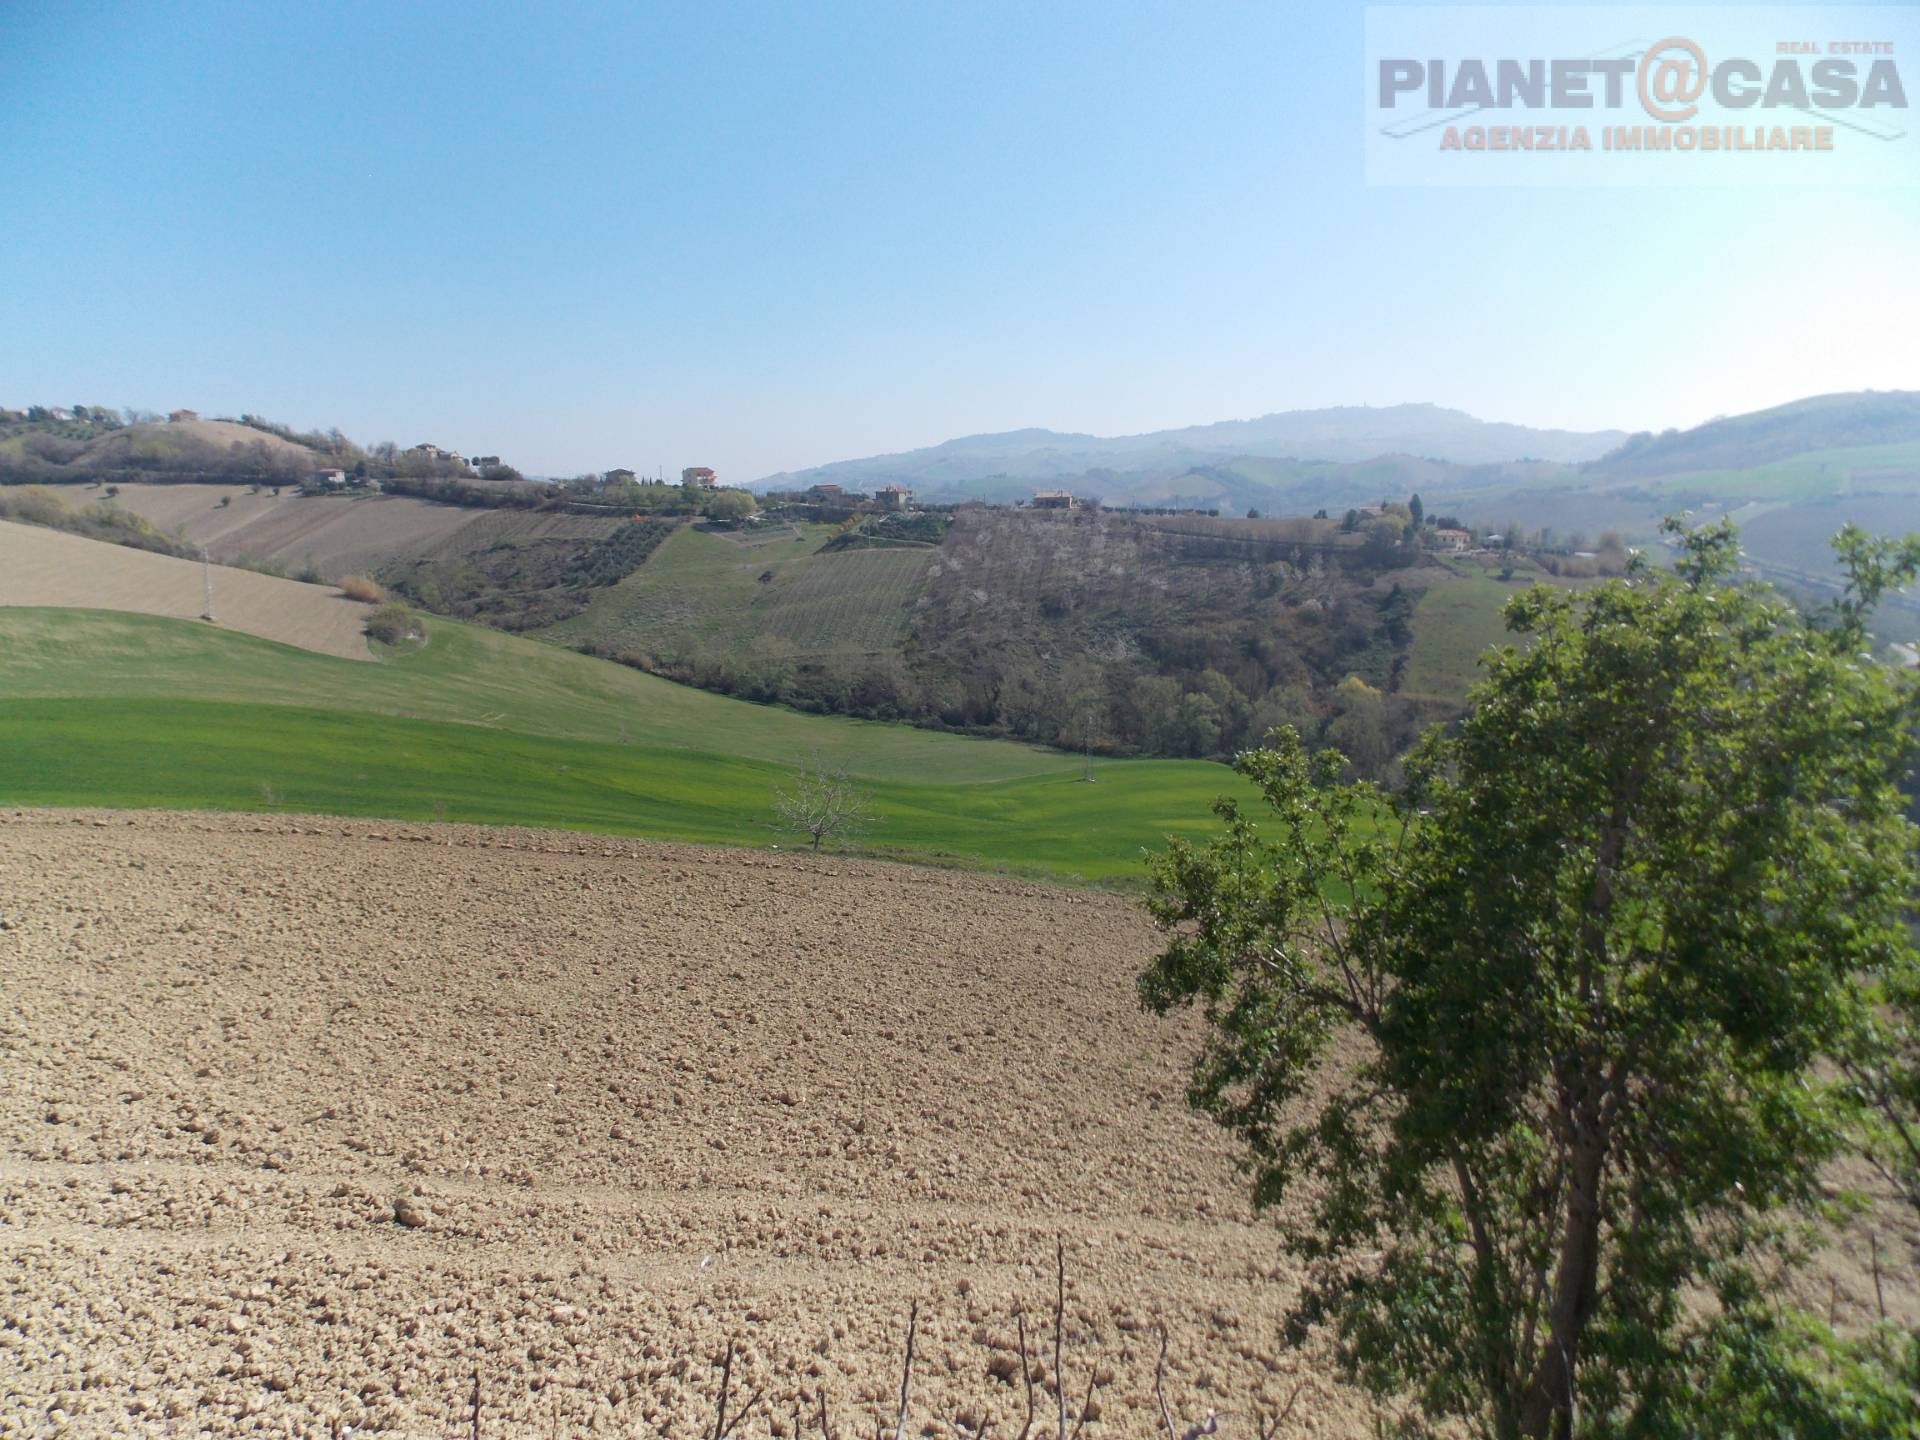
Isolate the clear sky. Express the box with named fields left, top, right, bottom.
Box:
left=3, top=1, right=1917, bottom=479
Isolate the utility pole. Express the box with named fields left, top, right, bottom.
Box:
left=200, top=547, right=215, bottom=622
left=1081, top=711, right=1096, bottom=783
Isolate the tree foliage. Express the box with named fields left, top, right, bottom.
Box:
left=1139, top=520, right=1920, bottom=1438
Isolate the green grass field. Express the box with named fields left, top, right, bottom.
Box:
left=0, top=606, right=1255, bottom=883
left=1400, top=572, right=1523, bottom=701
left=1628, top=441, right=1920, bottom=503
left=540, top=522, right=933, bottom=664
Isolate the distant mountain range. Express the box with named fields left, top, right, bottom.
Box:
left=757, top=403, right=1631, bottom=496
left=756, top=393, right=1920, bottom=615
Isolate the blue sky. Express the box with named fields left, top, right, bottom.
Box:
left=3, top=1, right=1916, bottom=478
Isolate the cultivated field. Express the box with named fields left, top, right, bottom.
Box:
left=1, top=810, right=1360, bottom=1438
left=0, top=521, right=372, bottom=660
left=542, top=524, right=936, bottom=666
left=405, top=508, right=625, bottom=560
left=0, top=607, right=1258, bottom=881
left=102, top=484, right=485, bottom=580
left=760, top=547, right=932, bottom=653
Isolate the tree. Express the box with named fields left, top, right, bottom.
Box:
left=1324, top=673, right=1390, bottom=779
left=771, top=755, right=874, bottom=851
left=1247, top=682, right=1318, bottom=750
left=1173, top=690, right=1223, bottom=757
left=1408, top=492, right=1424, bottom=529
left=704, top=489, right=758, bottom=524
left=1138, top=520, right=1920, bottom=1439
left=1362, top=513, right=1409, bottom=561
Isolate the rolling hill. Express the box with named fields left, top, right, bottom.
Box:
left=529, top=506, right=1513, bottom=764
left=759, top=402, right=1628, bottom=495
left=0, top=415, right=327, bottom=481
left=1585, top=390, right=1920, bottom=481
left=540, top=520, right=937, bottom=670
left=758, top=395, right=1920, bottom=606
left=102, top=482, right=499, bottom=579
left=0, top=524, right=1266, bottom=882
left=0, top=519, right=376, bottom=658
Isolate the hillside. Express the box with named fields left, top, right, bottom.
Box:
left=759, top=402, right=1627, bottom=493
left=1586, top=390, right=1920, bottom=481
left=540, top=520, right=936, bottom=672
left=534, top=507, right=1499, bottom=766
left=0, top=552, right=1265, bottom=881
left=0, top=408, right=481, bottom=487
left=756, top=395, right=1920, bottom=607
left=102, top=482, right=496, bottom=579
left=0, top=415, right=328, bottom=482
left=0, top=519, right=375, bottom=659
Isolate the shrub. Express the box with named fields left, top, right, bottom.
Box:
left=0, top=486, right=69, bottom=527
left=338, top=574, right=387, bottom=603
left=363, top=602, right=415, bottom=645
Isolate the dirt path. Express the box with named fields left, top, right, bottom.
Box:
left=0, top=522, right=373, bottom=659
left=0, top=810, right=1358, bottom=1438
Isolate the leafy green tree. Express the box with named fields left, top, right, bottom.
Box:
left=1646, top=1298, right=1920, bottom=1440
left=1326, top=673, right=1390, bottom=779
left=1127, top=674, right=1186, bottom=754
left=1409, top=492, right=1424, bottom=529
left=1248, top=682, right=1319, bottom=751
left=1139, top=520, right=1920, bottom=1439
left=1174, top=690, right=1223, bottom=757
left=703, top=489, right=758, bottom=523
left=1363, top=514, right=1410, bottom=561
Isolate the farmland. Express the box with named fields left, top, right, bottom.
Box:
left=540, top=522, right=935, bottom=667
left=102, top=483, right=488, bottom=579
left=0, top=520, right=374, bottom=659
left=0, top=810, right=1374, bottom=1437
left=0, top=605, right=1255, bottom=883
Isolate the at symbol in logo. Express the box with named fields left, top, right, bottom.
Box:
left=1638, top=37, right=1709, bottom=122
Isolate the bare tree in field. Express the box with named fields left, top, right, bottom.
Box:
left=772, top=755, right=873, bottom=852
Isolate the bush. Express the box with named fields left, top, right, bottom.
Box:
left=338, top=574, right=387, bottom=603
left=363, top=602, right=416, bottom=645
left=0, top=485, right=69, bottom=527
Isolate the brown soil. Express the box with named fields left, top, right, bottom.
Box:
left=103, top=485, right=486, bottom=581
left=6, top=811, right=1910, bottom=1437
left=0, top=522, right=373, bottom=660
left=0, top=810, right=1357, bottom=1438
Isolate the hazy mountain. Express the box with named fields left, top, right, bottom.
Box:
left=758, top=403, right=1629, bottom=494
left=1584, top=390, right=1920, bottom=481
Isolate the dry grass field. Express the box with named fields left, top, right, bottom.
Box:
left=0, top=810, right=1365, bottom=1439
left=0, top=521, right=373, bottom=660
